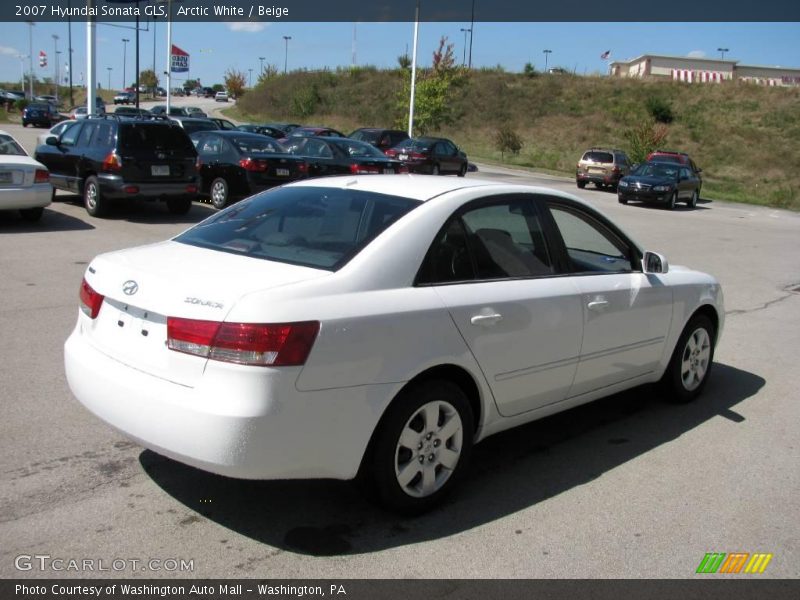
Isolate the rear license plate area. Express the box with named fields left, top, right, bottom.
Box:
left=151, top=165, right=170, bottom=176
left=275, top=168, right=290, bottom=177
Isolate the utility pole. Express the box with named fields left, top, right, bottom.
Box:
left=543, top=49, right=552, bottom=72
left=259, top=56, right=265, bottom=75
left=468, top=0, right=475, bottom=69
left=283, top=36, right=292, bottom=74
left=122, top=38, right=129, bottom=89
left=68, top=1, right=74, bottom=106
left=52, top=34, right=60, bottom=103
left=460, top=28, right=471, bottom=66
left=408, top=0, right=420, bottom=138
left=27, top=21, right=35, bottom=99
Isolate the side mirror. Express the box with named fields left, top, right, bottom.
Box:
left=643, top=251, right=669, bottom=274
left=45, top=136, right=59, bottom=146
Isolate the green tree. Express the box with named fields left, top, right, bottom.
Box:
left=183, top=78, right=200, bottom=92
left=139, top=69, right=159, bottom=91
left=397, top=53, right=411, bottom=70
left=257, top=64, right=279, bottom=85
left=625, top=119, right=669, bottom=164
left=495, top=127, right=523, bottom=160
left=223, top=69, right=247, bottom=99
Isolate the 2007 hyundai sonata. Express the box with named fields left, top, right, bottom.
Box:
left=65, top=175, right=724, bottom=513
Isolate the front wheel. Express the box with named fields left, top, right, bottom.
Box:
left=431, top=164, right=440, bottom=176
left=210, top=177, right=229, bottom=210
left=666, top=191, right=677, bottom=210
left=367, top=380, right=474, bottom=514
left=457, top=164, right=467, bottom=177
left=166, top=197, right=192, bottom=215
left=618, top=196, right=628, bottom=204
left=576, top=180, right=586, bottom=189
left=662, top=314, right=716, bottom=403
left=688, top=190, right=698, bottom=208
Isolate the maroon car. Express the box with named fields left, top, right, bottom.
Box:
left=385, top=137, right=467, bottom=176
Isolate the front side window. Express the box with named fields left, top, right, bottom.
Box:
left=175, top=187, right=420, bottom=270
left=548, top=206, right=632, bottom=273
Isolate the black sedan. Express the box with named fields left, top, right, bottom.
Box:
left=283, top=137, right=407, bottom=178
left=385, top=137, right=468, bottom=176
left=617, top=161, right=702, bottom=209
left=191, top=131, right=308, bottom=209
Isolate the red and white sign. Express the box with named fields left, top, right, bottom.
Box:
left=171, top=45, right=189, bottom=73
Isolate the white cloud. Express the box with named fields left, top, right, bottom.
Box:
left=687, top=50, right=706, bottom=58
left=0, top=45, right=20, bottom=57
left=226, top=22, right=269, bottom=33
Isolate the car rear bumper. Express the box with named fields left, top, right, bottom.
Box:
left=98, top=174, right=198, bottom=200
left=0, top=183, right=52, bottom=210
left=576, top=172, right=620, bottom=185
left=64, top=322, right=392, bottom=480
left=618, top=190, right=671, bottom=203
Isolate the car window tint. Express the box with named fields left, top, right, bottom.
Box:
left=417, top=218, right=475, bottom=284
left=331, top=139, right=385, bottom=158
left=0, top=134, right=26, bottom=156
left=583, top=151, right=614, bottom=163
left=120, top=125, right=194, bottom=154
left=198, top=135, right=222, bottom=155
left=460, top=200, right=553, bottom=279
left=60, top=122, right=82, bottom=146
left=549, top=206, right=632, bottom=273
left=231, top=136, right=284, bottom=154
left=76, top=123, right=98, bottom=147
left=175, top=187, right=420, bottom=270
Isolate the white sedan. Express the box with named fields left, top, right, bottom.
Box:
left=0, top=129, right=52, bottom=222
left=65, top=176, right=724, bottom=513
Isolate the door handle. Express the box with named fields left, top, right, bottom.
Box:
left=470, top=313, right=503, bottom=326
left=587, top=300, right=609, bottom=311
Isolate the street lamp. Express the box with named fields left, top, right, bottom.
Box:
left=259, top=56, right=265, bottom=75
left=27, top=21, right=35, bottom=99
left=543, top=49, right=552, bottom=72
left=248, top=68, right=253, bottom=88
left=283, top=36, right=292, bottom=74
left=122, top=38, right=130, bottom=90
left=460, top=28, right=471, bottom=66
left=717, top=47, right=729, bottom=60
left=52, top=34, right=60, bottom=103
left=106, top=67, right=112, bottom=90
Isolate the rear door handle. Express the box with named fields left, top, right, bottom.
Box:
left=587, top=300, right=609, bottom=311
left=470, top=313, right=503, bottom=326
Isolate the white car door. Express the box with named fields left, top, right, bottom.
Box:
left=546, top=203, right=674, bottom=398
left=417, top=195, right=583, bottom=417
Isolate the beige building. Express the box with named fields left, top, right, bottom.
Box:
left=609, top=54, right=800, bottom=86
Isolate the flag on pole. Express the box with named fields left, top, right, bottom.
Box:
left=600, top=50, right=611, bottom=60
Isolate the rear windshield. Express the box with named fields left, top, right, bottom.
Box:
left=0, top=134, right=27, bottom=156
left=119, top=124, right=195, bottom=154
left=633, top=163, right=679, bottom=178
left=180, top=120, right=218, bottom=135
left=649, top=154, right=682, bottom=164
left=582, top=151, right=614, bottom=163
left=27, top=103, right=49, bottom=110
left=350, top=130, right=380, bottom=143
left=328, top=139, right=386, bottom=158
left=175, top=187, right=420, bottom=270
left=230, top=136, right=285, bottom=154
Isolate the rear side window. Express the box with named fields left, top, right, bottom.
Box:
left=582, top=151, right=614, bottom=163
left=230, top=136, right=284, bottom=154
left=175, top=187, right=420, bottom=270
left=119, top=125, right=195, bottom=154
left=350, top=130, right=379, bottom=143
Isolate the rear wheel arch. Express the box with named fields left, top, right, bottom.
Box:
left=357, top=363, right=483, bottom=474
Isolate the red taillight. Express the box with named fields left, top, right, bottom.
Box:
left=398, top=165, right=409, bottom=174
left=186, top=184, right=198, bottom=193
left=298, top=162, right=308, bottom=174
left=239, top=157, right=268, bottom=172
left=384, top=149, right=397, bottom=157
left=409, top=152, right=427, bottom=160
left=167, top=318, right=319, bottom=367
left=79, top=278, right=104, bottom=319
left=612, top=166, right=621, bottom=174
left=349, top=164, right=381, bottom=175
left=123, top=185, right=139, bottom=194
left=196, top=156, right=203, bottom=169
left=102, top=152, right=122, bottom=172
left=34, top=169, right=50, bottom=183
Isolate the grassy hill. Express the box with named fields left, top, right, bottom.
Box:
left=230, top=68, right=800, bottom=211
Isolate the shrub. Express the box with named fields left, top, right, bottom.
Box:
left=495, top=127, right=523, bottom=160
left=291, top=85, right=321, bottom=119
left=646, top=96, right=675, bottom=124
left=625, top=119, right=669, bottom=164
left=523, top=63, right=538, bottom=78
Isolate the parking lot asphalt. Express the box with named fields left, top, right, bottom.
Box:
left=1, top=100, right=799, bottom=578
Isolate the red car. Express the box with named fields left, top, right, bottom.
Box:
left=385, top=137, right=468, bottom=176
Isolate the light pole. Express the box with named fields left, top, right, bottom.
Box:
left=259, top=56, right=265, bottom=75
left=468, top=0, right=474, bottom=69
left=122, top=38, right=129, bottom=89
left=56, top=51, right=62, bottom=101
left=52, top=34, right=60, bottom=103
left=717, top=47, right=729, bottom=60
left=106, top=67, right=112, bottom=90
left=27, top=21, right=35, bottom=99
left=283, top=36, right=291, bottom=74
left=460, top=28, right=471, bottom=66
left=248, top=68, right=253, bottom=88
left=67, top=0, right=74, bottom=106
left=543, top=49, right=552, bottom=72
left=408, top=0, right=420, bottom=137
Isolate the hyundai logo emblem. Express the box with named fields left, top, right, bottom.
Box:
left=122, top=280, right=139, bottom=296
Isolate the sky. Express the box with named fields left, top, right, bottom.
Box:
left=1, top=21, right=799, bottom=92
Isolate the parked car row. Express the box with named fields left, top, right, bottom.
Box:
left=576, top=146, right=704, bottom=210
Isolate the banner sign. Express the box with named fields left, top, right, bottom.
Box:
left=171, top=45, right=189, bottom=73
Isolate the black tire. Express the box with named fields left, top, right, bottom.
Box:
left=166, top=197, right=192, bottom=215
left=19, top=207, right=44, bottom=222
left=618, top=196, right=628, bottom=204
left=431, top=164, right=440, bottom=176
left=666, top=191, right=677, bottom=210
left=83, top=175, right=108, bottom=217
left=367, top=380, right=474, bottom=514
left=688, top=189, right=698, bottom=208
left=22, top=123, right=28, bottom=128
left=209, top=177, right=229, bottom=210
left=661, top=314, right=716, bottom=403
left=596, top=182, right=605, bottom=189
left=576, top=180, right=586, bottom=189
left=457, top=163, right=467, bottom=178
